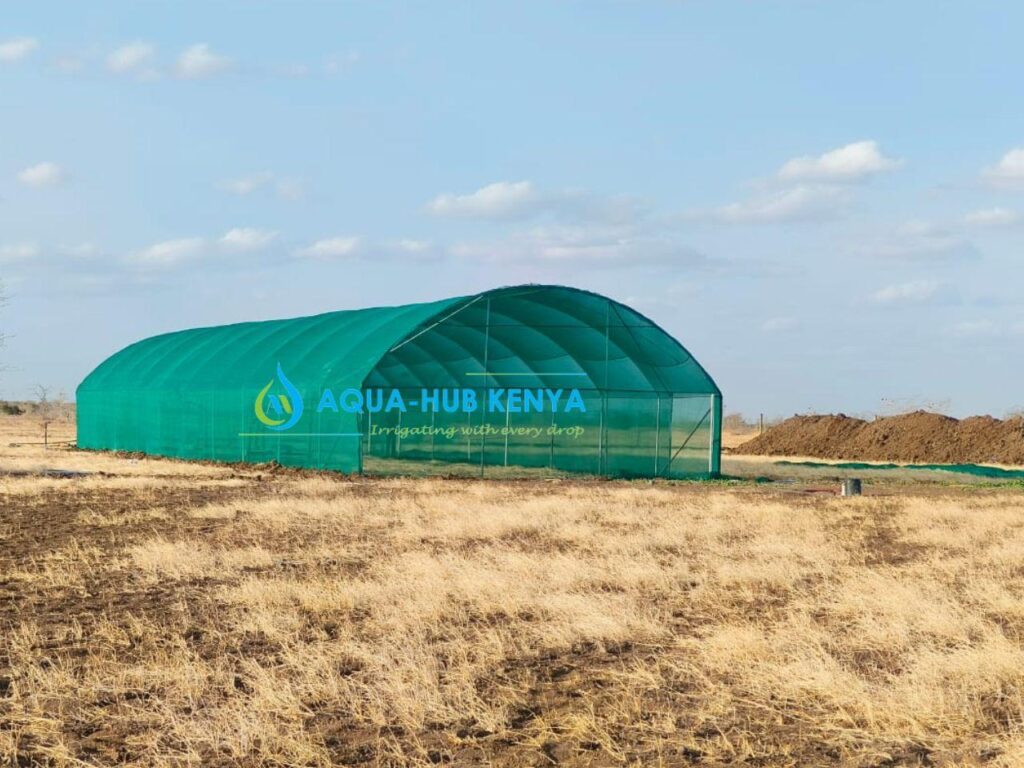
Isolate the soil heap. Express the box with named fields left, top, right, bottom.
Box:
left=735, top=411, right=1024, bottom=465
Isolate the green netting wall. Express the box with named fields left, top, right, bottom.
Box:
left=77, top=285, right=721, bottom=478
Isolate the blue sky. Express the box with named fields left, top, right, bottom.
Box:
left=2, top=1, right=1023, bottom=418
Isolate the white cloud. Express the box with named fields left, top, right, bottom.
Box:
left=175, top=44, right=231, bottom=79
left=51, top=55, right=84, bottom=74
left=708, top=185, right=846, bottom=224
left=367, top=238, right=440, bottom=261
left=761, top=317, right=798, bottom=332
left=17, top=161, right=66, bottom=187
left=0, top=243, right=40, bottom=263
left=984, top=148, right=1024, bottom=186
left=219, top=228, right=278, bottom=251
left=394, top=239, right=431, bottom=253
left=107, top=41, right=156, bottom=75
left=59, top=243, right=101, bottom=258
left=871, top=279, right=941, bottom=304
left=951, top=319, right=1024, bottom=339
left=778, top=140, right=902, bottom=182
left=324, top=50, right=360, bottom=75
left=451, top=225, right=706, bottom=268
left=952, top=319, right=1000, bottom=338
left=428, top=181, right=537, bottom=219
left=287, top=236, right=437, bottom=262
left=294, top=237, right=360, bottom=260
left=277, top=63, right=311, bottom=78
left=864, top=221, right=979, bottom=262
left=218, top=172, right=273, bottom=195
left=0, top=38, right=38, bottom=63
left=427, top=180, right=642, bottom=225
left=275, top=178, right=305, bottom=201
left=217, top=172, right=303, bottom=200
left=963, top=207, right=1021, bottom=227
left=689, top=141, right=898, bottom=228
left=130, top=237, right=205, bottom=267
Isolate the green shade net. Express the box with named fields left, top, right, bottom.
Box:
left=775, top=460, right=1024, bottom=480
left=77, top=285, right=721, bottom=478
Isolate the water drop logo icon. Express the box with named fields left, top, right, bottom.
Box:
left=255, top=363, right=304, bottom=431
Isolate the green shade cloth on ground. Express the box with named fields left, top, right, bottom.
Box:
left=775, top=460, right=1024, bottom=480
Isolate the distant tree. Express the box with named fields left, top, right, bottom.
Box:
left=722, top=412, right=755, bottom=432
left=34, top=384, right=69, bottom=446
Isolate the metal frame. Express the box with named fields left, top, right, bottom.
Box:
left=656, top=397, right=712, bottom=478
left=363, top=293, right=721, bottom=480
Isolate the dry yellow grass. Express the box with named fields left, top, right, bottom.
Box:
left=721, top=425, right=760, bottom=451
left=3, top=415, right=1024, bottom=766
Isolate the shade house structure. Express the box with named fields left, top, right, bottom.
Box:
left=77, top=285, right=722, bottom=478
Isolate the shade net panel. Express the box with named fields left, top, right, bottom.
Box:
left=78, top=285, right=721, bottom=479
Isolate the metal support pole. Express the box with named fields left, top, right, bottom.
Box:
left=708, top=394, right=716, bottom=475
left=664, top=397, right=673, bottom=477
left=654, top=394, right=661, bottom=475
left=664, top=403, right=710, bottom=476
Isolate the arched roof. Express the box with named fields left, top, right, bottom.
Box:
left=78, top=285, right=719, bottom=397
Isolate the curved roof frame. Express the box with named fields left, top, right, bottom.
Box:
left=78, top=284, right=719, bottom=399
left=364, top=285, right=720, bottom=397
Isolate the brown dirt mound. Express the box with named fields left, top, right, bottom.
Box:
left=736, top=410, right=1024, bottom=465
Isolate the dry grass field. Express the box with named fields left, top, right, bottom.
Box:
left=4, top=415, right=1024, bottom=766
